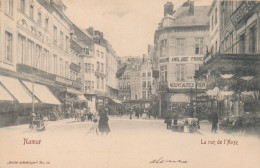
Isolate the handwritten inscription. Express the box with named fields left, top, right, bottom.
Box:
left=201, top=139, right=238, bottom=145
left=149, top=157, right=187, bottom=164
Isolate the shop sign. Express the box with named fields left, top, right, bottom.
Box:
left=72, top=78, right=82, bottom=89
left=230, top=1, right=260, bottom=26
left=169, top=82, right=206, bottom=89
left=169, top=56, right=204, bottom=63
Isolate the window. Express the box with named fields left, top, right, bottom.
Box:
left=96, top=50, right=100, bottom=57
left=127, top=73, right=130, bottom=79
left=92, top=64, right=94, bottom=73
left=176, top=38, right=185, bottom=55
left=53, top=26, right=57, bottom=43
left=101, top=78, right=104, bottom=90
left=211, top=15, right=214, bottom=30
left=65, top=61, right=69, bottom=78
left=97, top=77, right=100, bottom=89
left=195, top=38, right=204, bottom=54
left=239, top=33, right=245, bottom=53
left=92, top=81, right=94, bottom=91
left=35, top=44, right=42, bottom=68
left=28, top=40, right=34, bottom=66
left=160, top=39, right=168, bottom=57
left=160, top=65, right=167, bottom=82
left=148, top=72, right=151, bottom=77
left=20, top=0, right=25, bottom=13
left=53, top=55, right=57, bottom=74
left=96, top=62, right=100, bottom=71
left=65, top=36, right=69, bottom=51
left=5, top=32, right=13, bottom=62
left=119, top=84, right=123, bottom=89
left=142, top=73, right=146, bottom=77
left=101, top=63, right=104, bottom=73
left=249, top=25, right=256, bottom=54
left=30, top=5, right=34, bottom=19
left=142, top=81, right=146, bottom=88
left=38, top=12, right=42, bottom=25
left=127, top=83, right=130, bottom=89
left=176, top=64, right=185, bottom=81
left=215, top=41, right=218, bottom=54
left=101, top=52, right=104, bottom=58
left=215, top=8, right=217, bottom=25
left=18, top=34, right=26, bottom=64
left=60, top=31, right=64, bottom=48
left=42, top=49, right=49, bottom=71
left=148, top=81, right=151, bottom=87
left=142, top=91, right=146, bottom=99
left=60, top=58, right=63, bottom=76
left=84, top=48, right=89, bottom=55
left=6, top=0, right=13, bottom=16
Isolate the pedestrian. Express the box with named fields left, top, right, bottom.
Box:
left=164, top=110, right=172, bottom=130
left=211, top=112, right=218, bottom=133
left=129, top=107, right=133, bottom=120
left=98, top=108, right=111, bottom=135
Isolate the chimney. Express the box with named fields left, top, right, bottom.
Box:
left=189, top=1, right=194, bottom=16
left=87, top=27, right=94, bottom=36
left=164, top=2, right=174, bottom=17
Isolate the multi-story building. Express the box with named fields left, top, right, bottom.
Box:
left=154, top=1, right=210, bottom=117
left=0, top=0, right=85, bottom=126
left=105, top=40, right=118, bottom=99
left=196, top=1, right=260, bottom=118
left=140, top=56, right=153, bottom=100
left=130, top=60, right=142, bottom=101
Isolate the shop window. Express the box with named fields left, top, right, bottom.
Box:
left=239, top=33, right=245, bottom=53
left=249, top=25, right=256, bottom=54
left=142, top=91, right=146, bottom=99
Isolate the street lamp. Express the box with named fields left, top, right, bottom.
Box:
left=194, top=76, right=198, bottom=118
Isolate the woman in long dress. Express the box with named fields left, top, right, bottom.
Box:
left=98, top=108, right=111, bottom=135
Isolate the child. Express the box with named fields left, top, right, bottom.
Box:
left=87, top=114, right=99, bottom=135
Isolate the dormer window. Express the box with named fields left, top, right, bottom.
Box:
left=84, top=48, right=89, bottom=55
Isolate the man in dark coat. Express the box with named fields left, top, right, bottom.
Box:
left=164, top=110, right=172, bottom=130
left=211, top=112, right=218, bottom=133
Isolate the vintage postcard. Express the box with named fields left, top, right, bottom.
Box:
left=0, top=0, right=260, bottom=168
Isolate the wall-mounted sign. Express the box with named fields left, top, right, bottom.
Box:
left=230, top=1, right=260, bottom=26
left=169, top=56, right=204, bottom=63
left=169, top=82, right=206, bottom=89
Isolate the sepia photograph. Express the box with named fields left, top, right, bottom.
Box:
left=0, top=0, right=260, bottom=168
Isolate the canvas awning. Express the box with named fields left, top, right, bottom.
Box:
left=170, top=94, right=190, bottom=103
left=0, top=84, right=14, bottom=101
left=0, top=75, right=34, bottom=103
left=67, top=88, right=82, bottom=95
left=77, top=94, right=87, bottom=101
left=22, top=81, right=61, bottom=105
left=111, top=98, right=122, bottom=104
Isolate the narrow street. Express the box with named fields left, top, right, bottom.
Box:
left=0, top=117, right=260, bottom=168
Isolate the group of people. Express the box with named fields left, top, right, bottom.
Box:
left=116, top=104, right=159, bottom=120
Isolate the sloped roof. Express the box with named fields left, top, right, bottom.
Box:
left=162, top=5, right=210, bottom=27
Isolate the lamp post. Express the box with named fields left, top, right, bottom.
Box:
left=194, top=76, right=198, bottom=118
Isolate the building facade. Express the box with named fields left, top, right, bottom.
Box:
left=154, top=1, right=210, bottom=117
left=0, top=0, right=87, bottom=126
left=196, top=1, right=260, bottom=118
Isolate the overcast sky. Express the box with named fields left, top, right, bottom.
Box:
left=63, top=0, right=213, bottom=57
